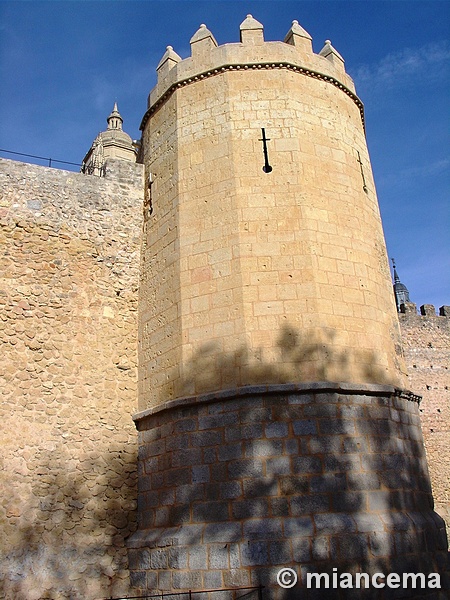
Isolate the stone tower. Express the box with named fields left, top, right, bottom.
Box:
left=128, top=17, right=448, bottom=597
left=392, top=261, right=411, bottom=312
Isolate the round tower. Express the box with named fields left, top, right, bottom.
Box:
left=129, top=17, right=448, bottom=598
left=138, top=17, right=407, bottom=406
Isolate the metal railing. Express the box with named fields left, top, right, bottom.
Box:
left=0, top=148, right=81, bottom=169
left=103, top=585, right=264, bottom=600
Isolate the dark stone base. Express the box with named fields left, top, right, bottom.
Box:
left=128, top=384, right=449, bottom=598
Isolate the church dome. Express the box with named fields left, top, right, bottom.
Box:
left=82, top=102, right=136, bottom=175
left=99, top=102, right=134, bottom=149
left=394, top=281, right=409, bottom=293
left=99, top=127, right=134, bottom=148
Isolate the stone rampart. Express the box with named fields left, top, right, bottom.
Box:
left=0, top=157, right=143, bottom=599
left=1, top=16, right=449, bottom=599
left=399, top=303, right=450, bottom=534
left=133, top=17, right=448, bottom=599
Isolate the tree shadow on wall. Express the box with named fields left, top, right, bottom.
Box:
left=176, top=324, right=391, bottom=400
left=131, top=323, right=449, bottom=600
left=2, top=441, right=137, bottom=600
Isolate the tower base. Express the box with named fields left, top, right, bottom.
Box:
left=128, top=384, right=448, bottom=598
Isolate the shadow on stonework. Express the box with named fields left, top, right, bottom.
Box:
left=130, top=323, right=449, bottom=600
left=175, top=324, right=390, bottom=400
left=1, top=441, right=137, bottom=600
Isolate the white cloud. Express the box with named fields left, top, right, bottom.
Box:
left=377, top=158, right=450, bottom=189
left=352, top=40, right=450, bottom=88
left=398, top=158, right=450, bottom=180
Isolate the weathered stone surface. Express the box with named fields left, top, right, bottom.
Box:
left=1, top=13, right=449, bottom=600
left=129, top=388, right=448, bottom=598
left=399, top=309, right=450, bottom=534
left=138, top=17, right=407, bottom=413
left=0, top=157, right=143, bottom=599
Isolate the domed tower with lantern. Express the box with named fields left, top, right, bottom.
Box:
left=82, top=102, right=137, bottom=175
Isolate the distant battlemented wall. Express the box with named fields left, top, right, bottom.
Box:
left=398, top=302, right=450, bottom=533
left=0, top=157, right=143, bottom=599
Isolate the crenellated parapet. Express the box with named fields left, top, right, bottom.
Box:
left=141, top=15, right=361, bottom=131
left=400, top=302, right=450, bottom=317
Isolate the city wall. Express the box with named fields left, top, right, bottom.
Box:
left=0, top=157, right=143, bottom=599
left=0, top=155, right=449, bottom=599
left=399, top=303, right=450, bottom=533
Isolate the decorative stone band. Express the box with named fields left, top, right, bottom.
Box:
left=139, top=62, right=365, bottom=132
left=133, top=382, right=420, bottom=424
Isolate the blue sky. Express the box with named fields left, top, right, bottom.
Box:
left=1, top=0, right=449, bottom=309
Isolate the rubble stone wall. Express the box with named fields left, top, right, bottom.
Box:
left=399, top=304, right=450, bottom=534
left=0, top=157, right=143, bottom=600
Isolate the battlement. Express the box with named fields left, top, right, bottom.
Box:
left=141, top=15, right=359, bottom=130
left=400, top=302, right=450, bottom=317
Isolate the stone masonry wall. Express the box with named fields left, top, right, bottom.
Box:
left=139, top=28, right=406, bottom=412
left=133, top=19, right=448, bottom=599
left=0, top=154, right=449, bottom=599
left=399, top=304, right=450, bottom=534
left=0, top=157, right=143, bottom=600
left=128, top=384, right=448, bottom=599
